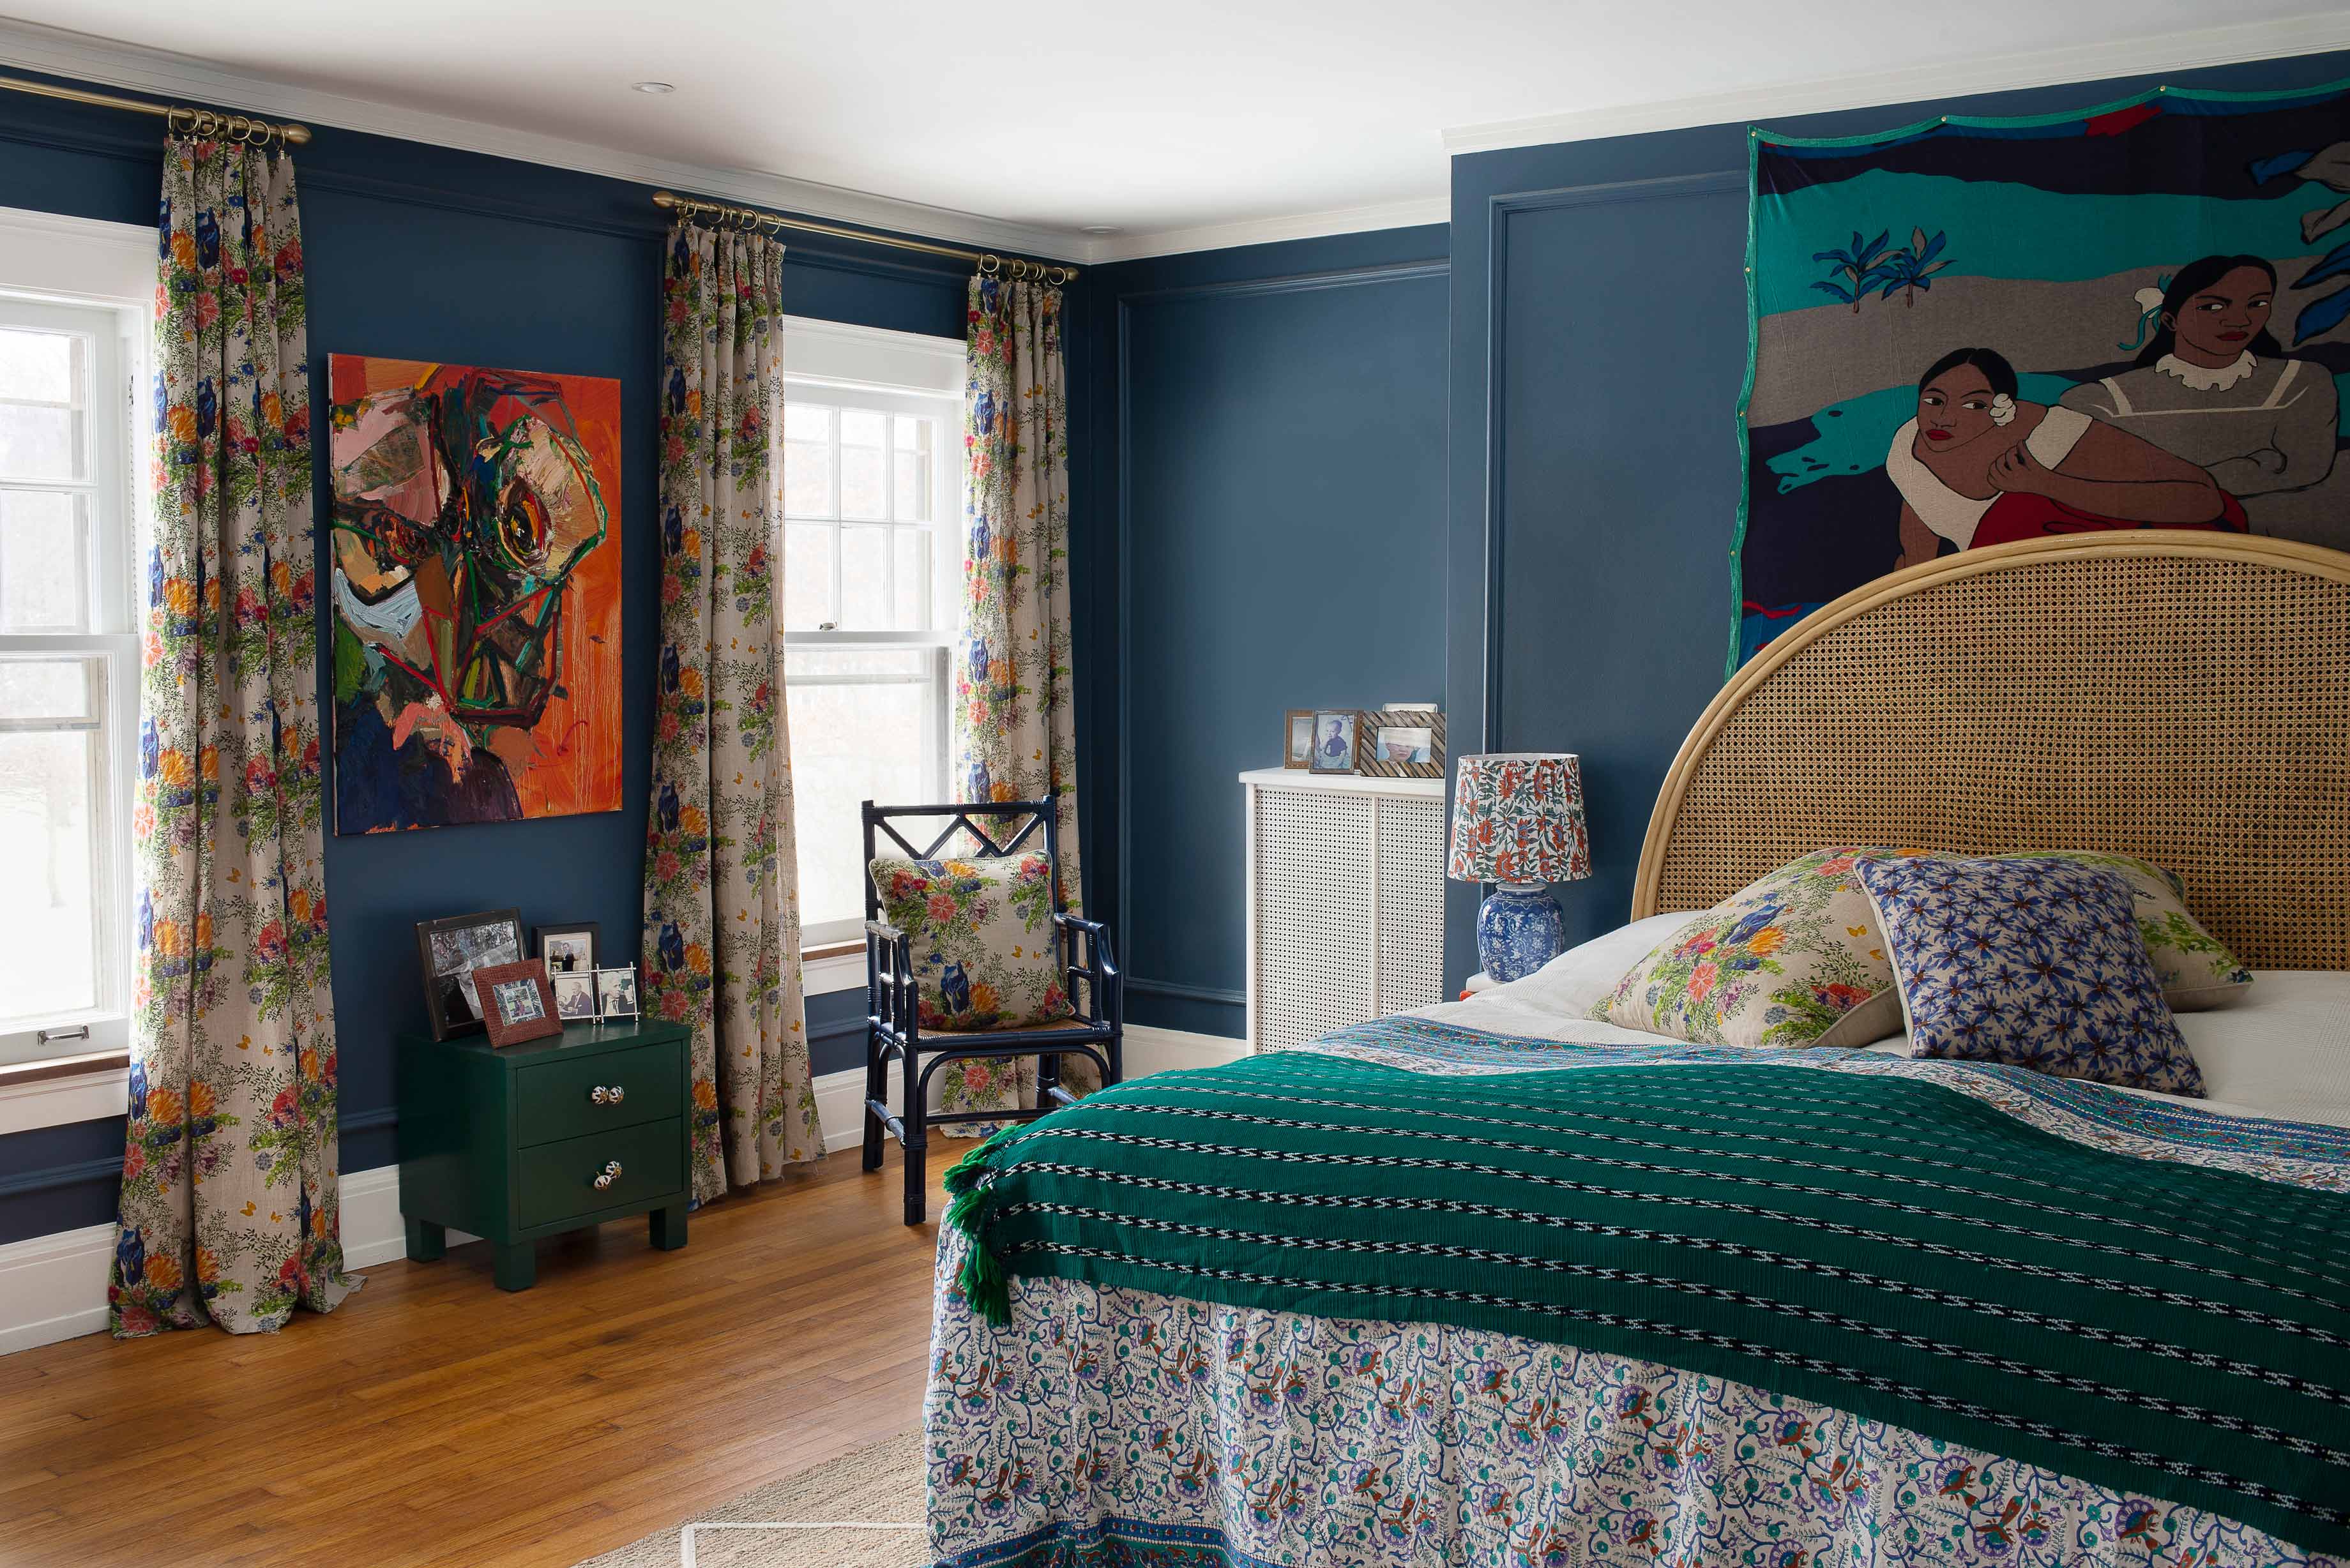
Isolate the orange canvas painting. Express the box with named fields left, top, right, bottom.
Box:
left=327, top=355, right=623, bottom=832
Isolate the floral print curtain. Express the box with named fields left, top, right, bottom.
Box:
left=643, top=223, right=822, bottom=1200
left=940, top=275, right=1091, bottom=1130
left=111, top=135, right=349, bottom=1337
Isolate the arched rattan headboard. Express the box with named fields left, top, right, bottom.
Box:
left=1632, top=532, right=2350, bottom=969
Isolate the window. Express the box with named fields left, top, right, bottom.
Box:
left=0, top=292, right=139, bottom=1067
left=780, top=319, right=964, bottom=953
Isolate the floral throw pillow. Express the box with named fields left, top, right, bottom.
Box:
left=1857, top=856, right=2204, bottom=1095
left=869, top=854, right=1068, bottom=1032
left=1591, top=848, right=1916, bottom=1049
left=2009, top=851, right=2252, bottom=1010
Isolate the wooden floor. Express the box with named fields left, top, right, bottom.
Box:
left=0, top=1149, right=951, bottom=1568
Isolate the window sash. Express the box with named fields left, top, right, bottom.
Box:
left=786, top=642, right=950, bottom=949
left=781, top=377, right=959, bottom=637
left=0, top=290, right=138, bottom=1066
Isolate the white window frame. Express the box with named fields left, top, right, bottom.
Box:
left=0, top=207, right=153, bottom=1079
left=780, top=317, right=965, bottom=976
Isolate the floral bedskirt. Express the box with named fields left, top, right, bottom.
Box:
left=924, top=1228, right=2337, bottom=1568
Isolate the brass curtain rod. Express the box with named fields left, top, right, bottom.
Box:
left=652, top=190, right=1077, bottom=283
left=0, top=71, right=310, bottom=146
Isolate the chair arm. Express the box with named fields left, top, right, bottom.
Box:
left=862, top=921, right=919, bottom=1044
left=1054, top=912, right=1121, bottom=1025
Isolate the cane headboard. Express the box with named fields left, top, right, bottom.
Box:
left=1632, top=532, right=2350, bottom=970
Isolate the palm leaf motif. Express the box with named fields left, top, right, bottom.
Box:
left=2249, top=140, right=2350, bottom=345
left=1810, top=229, right=1895, bottom=313
left=1874, top=228, right=1953, bottom=308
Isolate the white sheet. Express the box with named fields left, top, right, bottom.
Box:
left=1422, top=963, right=2350, bottom=1130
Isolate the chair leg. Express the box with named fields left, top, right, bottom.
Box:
left=861, top=1023, right=885, bottom=1173
left=902, top=1044, right=927, bottom=1226
left=1037, top=1050, right=1061, bottom=1106
left=1105, top=1029, right=1123, bottom=1087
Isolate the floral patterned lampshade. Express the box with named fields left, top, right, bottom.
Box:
left=1448, top=753, right=1591, bottom=886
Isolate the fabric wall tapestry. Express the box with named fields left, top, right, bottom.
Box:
left=1734, top=77, right=2350, bottom=672
left=327, top=354, right=622, bottom=830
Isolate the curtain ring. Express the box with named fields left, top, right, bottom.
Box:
left=978, top=253, right=1000, bottom=277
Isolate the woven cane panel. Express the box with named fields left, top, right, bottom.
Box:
left=1648, top=552, right=2350, bottom=969
left=1253, top=790, right=1375, bottom=1050
left=1375, top=795, right=1447, bottom=1013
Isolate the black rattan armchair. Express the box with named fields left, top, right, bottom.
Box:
left=860, top=796, right=1123, bottom=1224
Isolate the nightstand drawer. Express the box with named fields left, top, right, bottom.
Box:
left=514, top=1043, right=682, bottom=1146
left=518, top=1121, right=685, bottom=1229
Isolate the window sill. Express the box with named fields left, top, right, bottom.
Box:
left=0, top=1050, right=130, bottom=1136
left=804, top=942, right=865, bottom=997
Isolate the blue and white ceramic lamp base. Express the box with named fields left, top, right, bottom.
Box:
left=1474, top=882, right=1566, bottom=984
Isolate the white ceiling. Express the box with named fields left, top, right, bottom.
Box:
left=3, top=3, right=2347, bottom=262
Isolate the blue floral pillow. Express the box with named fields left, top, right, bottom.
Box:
left=1856, top=856, right=2205, bottom=1096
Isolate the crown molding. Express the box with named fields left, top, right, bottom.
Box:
left=0, top=16, right=1090, bottom=263
left=1087, top=195, right=1452, bottom=264
left=1442, top=8, right=2350, bottom=155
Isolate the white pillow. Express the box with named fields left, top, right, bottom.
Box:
left=1498, top=912, right=1699, bottom=1020
left=2167, top=970, right=2350, bottom=1127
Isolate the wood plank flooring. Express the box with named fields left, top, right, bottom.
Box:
left=0, top=1149, right=951, bottom=1568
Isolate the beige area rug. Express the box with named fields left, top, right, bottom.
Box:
left=575, top=1429, right=928, bottom=1567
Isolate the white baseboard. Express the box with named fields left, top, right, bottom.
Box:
left=0, top=1023, right=1248, bottom=1356
left=0, top=1221, right=114, bottom=1355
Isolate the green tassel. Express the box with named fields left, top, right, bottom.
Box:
left=957, top=1229, right=1012, bottom=1327
left=943, top=1120, right=1024, bottom=1198
left=942, top=1122, right=1026, bottom=1327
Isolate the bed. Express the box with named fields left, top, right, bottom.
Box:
left=922, top=532, right=2350, bottom=1568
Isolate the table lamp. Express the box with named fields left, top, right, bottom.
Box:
left=1446, top=752, right=1590, bottom=983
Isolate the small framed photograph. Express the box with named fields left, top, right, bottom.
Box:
left=1282, top=709, right=1317, bottom=769
left=416, top=908, right=526, bottom=1040
left=534, top=923, right=600, bottom=977
left=472, top=960, right=563, bottom=1048
left=1308, top=710, right=1359, bottom=774
left=552, top=970, right=600, bottom=1021
left=596, top=964, right=641, bottom=1021
left=1359, top=708, right=1446, bottom=780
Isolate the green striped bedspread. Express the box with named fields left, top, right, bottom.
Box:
left=943, top=1020, right=2350, bottom=1553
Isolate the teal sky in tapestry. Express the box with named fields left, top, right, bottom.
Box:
left=1732, top=80, right=2350, bottom=672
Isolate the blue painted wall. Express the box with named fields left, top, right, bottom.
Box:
left=0, top=71, right=1095, bottom=1244
left=1084, top=229, right=1452, bottom=1037
left=1444, top=48, right=2350, bottom=989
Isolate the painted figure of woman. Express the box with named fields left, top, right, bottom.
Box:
left=2059, top=255, right=2342, bottom=541
left=1888, top=347, right=2243, bottom=569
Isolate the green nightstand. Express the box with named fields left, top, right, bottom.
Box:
left=395, top=1019, right=693, bottom=1291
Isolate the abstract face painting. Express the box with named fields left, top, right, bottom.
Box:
left=328, top=356, right=622, bottom=831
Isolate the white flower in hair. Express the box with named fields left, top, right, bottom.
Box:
left=2134, top=285, right=2166, bottom=313
left=1989, top=392, right=2017, bottom=427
